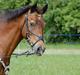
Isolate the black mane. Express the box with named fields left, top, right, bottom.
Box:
left=0, top=5, right=31, bottom=20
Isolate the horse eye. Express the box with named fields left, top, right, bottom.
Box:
left=30, top=22, right=35, bottom=26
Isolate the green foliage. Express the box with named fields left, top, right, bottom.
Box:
left=0, top=0, right=80, bottom=43
left=0, top=0, right=31, bottom=9
left=44, top=0, right=80, bottom=43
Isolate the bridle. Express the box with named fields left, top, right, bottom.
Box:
left=25, top=15, right=44, bottom=48
left=0, top=58, right=9, bottom=75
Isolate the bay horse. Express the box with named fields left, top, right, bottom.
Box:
left=0, top=2, right=48, bottom=75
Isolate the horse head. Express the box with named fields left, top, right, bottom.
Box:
left=21, top=2, right=48, bottom=56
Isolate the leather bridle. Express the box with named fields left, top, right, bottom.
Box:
left=25, top=15, right=44, bottom=48
left=0, top=58, right=9, bottom=75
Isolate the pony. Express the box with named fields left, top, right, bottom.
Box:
left=0, top=1, right=48, bottom=75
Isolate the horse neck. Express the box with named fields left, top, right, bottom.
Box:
left=0, top=15, right=25, bottom=60
left=7, top=16, right=25, bottom=56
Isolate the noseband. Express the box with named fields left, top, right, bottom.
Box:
left=25, top=15, right=44, bottom=48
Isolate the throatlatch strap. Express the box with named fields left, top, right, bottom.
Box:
left=0, top=58, right=9, bottom=75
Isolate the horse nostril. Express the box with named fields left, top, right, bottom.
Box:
left=36, top=47, right=40, bottom=52
left=37, top=47, right=41, bottom=51
left=36, top=46, right=45, bottom=56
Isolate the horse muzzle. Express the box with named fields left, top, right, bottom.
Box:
left=32, top=45, right=45, bottom=56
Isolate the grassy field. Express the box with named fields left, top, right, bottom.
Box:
left=9, top=55, right=80, bottom=75
left=9, top=39, right=80, bottom=75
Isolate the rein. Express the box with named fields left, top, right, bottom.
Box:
left=0, top=59, right=9, bottom=75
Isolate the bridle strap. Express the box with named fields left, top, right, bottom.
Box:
left=31, top=36, right=44, bottom=47
left=0, top=58, right=9, bottom=75
left=25, top=15, right=44, bottom=47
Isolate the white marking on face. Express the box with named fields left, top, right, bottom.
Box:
left=30, top=20, right=34, bottom=23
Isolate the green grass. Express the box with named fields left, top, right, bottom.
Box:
left=11, top=40, right=80, bottom=75
left=9, top=55, right=80, bottom=75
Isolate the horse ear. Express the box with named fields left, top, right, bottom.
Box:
left=41, top=4, right=48, bottom=14
left=31, top=2, right=37, bottom=13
